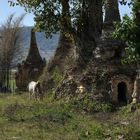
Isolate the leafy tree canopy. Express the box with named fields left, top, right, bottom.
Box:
left=113, top=0, right=140, bottom=64
left=8, top=0, right=82, bottom=38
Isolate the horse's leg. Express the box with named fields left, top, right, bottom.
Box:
left=36, top=92, right=39, bottom=101
left=29, top=91, right=31, bottom=100
left=35, top=87, right=39, bottom=101
left=34, top=92, right=37, bottom=101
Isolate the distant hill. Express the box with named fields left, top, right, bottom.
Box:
left=12, top=27, right=59, bottom=67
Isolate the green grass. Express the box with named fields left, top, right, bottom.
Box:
left=0, top=93, right=139, bottom=140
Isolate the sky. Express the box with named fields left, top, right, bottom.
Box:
left=0, top=1, right=34, bottom=26
left=0, top=1, right=131, bottom=27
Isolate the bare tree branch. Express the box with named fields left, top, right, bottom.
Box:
left=0, top=13, right=26, bottom=92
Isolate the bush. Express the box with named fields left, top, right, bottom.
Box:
left=68, top=95, right=113, bottom=113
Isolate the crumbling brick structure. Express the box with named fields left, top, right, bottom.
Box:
left=15, top=29, right=46, bottom=91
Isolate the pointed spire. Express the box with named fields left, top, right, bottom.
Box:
left=26, top=28, right=43, bottom=65
left=104, top=0, right=121, bottom=25
left=30, top=28, right=37, bottom=46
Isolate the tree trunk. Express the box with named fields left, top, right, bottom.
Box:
left=77, top=0, right=103, bottom=64
left=134, top=0, right=140, bottom=55
left=60, top=0, right=71, bottom=35
left=134, top=0, right=140, bottom=26
left=47, top=0, right=74, bottom=73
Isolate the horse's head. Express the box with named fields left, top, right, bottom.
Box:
left=36, top=81, right=40, bottom=84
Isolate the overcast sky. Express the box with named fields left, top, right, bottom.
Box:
left=0, top=1, right=131, bottom=27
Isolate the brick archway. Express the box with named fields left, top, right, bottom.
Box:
left=111, top=75, right=134, bottom=103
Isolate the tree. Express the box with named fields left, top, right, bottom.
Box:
left=9, top=0, right=103, bottom=63
left=76, top=0, right=103, bottom=63
left=0, top=14, right=25, bottom=92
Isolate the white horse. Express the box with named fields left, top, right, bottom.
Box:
left=28, top=81, right=43, bottom=101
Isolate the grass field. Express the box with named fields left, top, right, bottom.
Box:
left=0, top=93, right=139, bottom=140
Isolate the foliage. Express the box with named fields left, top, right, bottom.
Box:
left=69, top=94, right=113, bottom=113
left=95, top=69, right=109, bottom=88
left=8, top=0, right=81, bottom=38
left=39, top=63, right=63, bottom=91
left=119, top=0, right=133, bottom=6
left=52, top=70, right=63, bottom=85
left=0, top=93, right=140, bottom=139
left=113, top=15, right=138, bottom=63
left=113, top=0, right=140, bottom=64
